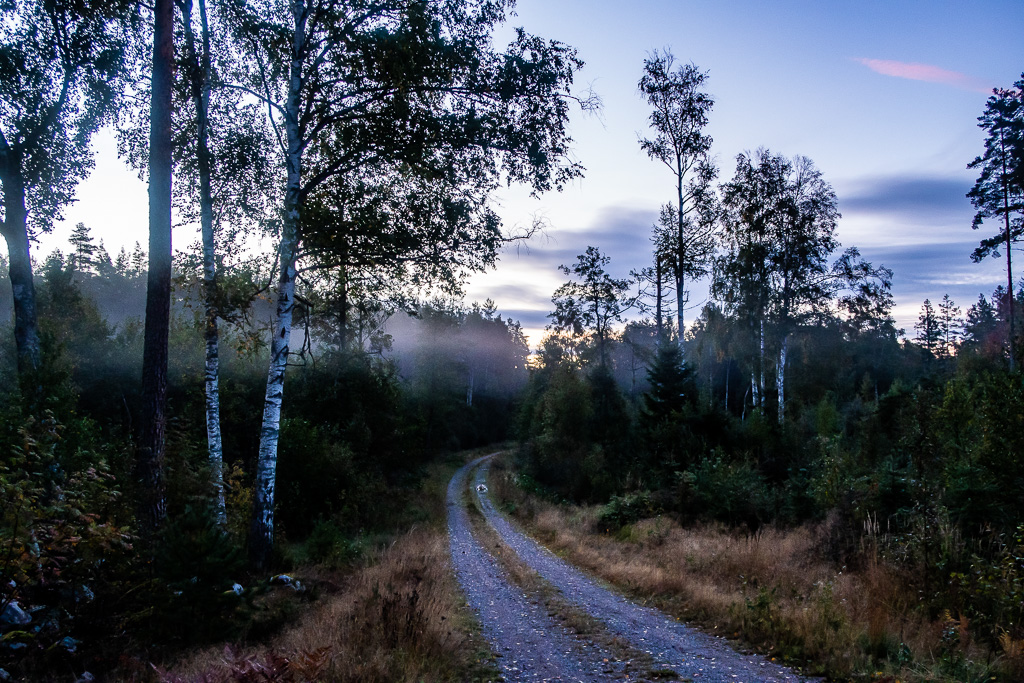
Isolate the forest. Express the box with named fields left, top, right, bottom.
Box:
left=1, top=0, right=1022, bottom=681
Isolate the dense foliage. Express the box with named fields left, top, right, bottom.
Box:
left=0, top=243, right=528, bottom=677
left=512, top=71, right=1024, bottom=680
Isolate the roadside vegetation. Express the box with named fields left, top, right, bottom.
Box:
left=1, top=0, right=1022, bottom=679
left=493, top=456, right=1024, bottom=682
left=0, top=249, right=520, bottom=679
left=505, top=64, right=1024, bottom=683
left=162, top=456, right=501, bottom=683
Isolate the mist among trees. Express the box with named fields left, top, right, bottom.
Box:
left=1, top=1, right=1023, bottom=680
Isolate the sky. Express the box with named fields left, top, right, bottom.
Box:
left=42, top=0, right=1024, bottom=348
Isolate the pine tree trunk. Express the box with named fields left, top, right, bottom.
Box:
left=0, top=170, right=42, bottom=380
left=137, top=0, right=174, bottom=533
left=1002, top=137, right=1015, bottom=371
left=655, top=255, right=663, bottom=343
left=250, top=5, right=305, bottom=569
left=676, top=158, right=686, bottom=353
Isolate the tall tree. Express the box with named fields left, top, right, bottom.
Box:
left=638, top=50, right=717, bottom=347
left=181, top=0, right=225, bottom=522
left=964, top=292, right=999, bottom=352
left=136, top=0, right=175, bottom=532
left=548, top=247, right=634, bottom=369
left=968, top=75, right=1024, bottom=370
left=226, top=0, right=590, bottom=568
left=915, top=298, right=940, bottom=358
left=833, top=246, right=898, bottom=341
left=174, top=0, right=273, bottom=525
left=0, top=0, right=133, bottom=387
left=68, top=222, right=98, bottom=273
left=716, top=150, right=839, bottom=423
left=937, top=293, right=963, bottom=359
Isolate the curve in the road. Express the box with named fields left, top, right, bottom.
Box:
left=447, top=454, right=630, bottom=682
left=472, top=456, right=822, bottom=683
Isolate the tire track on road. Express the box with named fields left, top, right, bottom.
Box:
left=472, top=456, right=822, bottom=683
left=448, top=454, right=628, bottom=682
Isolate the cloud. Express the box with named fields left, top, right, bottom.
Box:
left=840, top=174, right=972, bottom=224
left=504, top=206, right=658, bottom=277
left=857, top=240, right=1005, bottom=332
left=853, top=58, right=992, bottom=94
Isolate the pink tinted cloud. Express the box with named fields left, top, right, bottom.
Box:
left=854, top=58, right=992, bottom=94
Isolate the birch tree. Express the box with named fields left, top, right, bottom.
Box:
left=548, top=247, right=634, bottom=369
left=638, top=50, right=718, bottom=347
left=716, top=150, right=839, bottom=423
left=181, top=0, right=227, bottom=522
left=299, top=162, right=509, bottom=348
left=225, top=0, right=589, bottom=568
left=176, top=0, right=274, bottom=524
left=0, top=0, right=133, bottom=390
left=833, top=246, right=897, bottom=341
left=112, top=0, right=274, bottom=523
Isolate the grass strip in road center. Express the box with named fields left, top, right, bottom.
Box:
left=461, top=459, right=683, bottom=682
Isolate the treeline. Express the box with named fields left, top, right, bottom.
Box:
left=516, top=57, right=1024, bottom=659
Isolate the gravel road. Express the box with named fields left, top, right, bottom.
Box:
left=447, top=454, right=630, bottom=681
left=449, top=453, right=821, bottom=683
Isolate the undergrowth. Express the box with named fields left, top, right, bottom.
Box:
left=489, top=455, right=1024, bottom=682
left=138, top=450, right=503, bottom=682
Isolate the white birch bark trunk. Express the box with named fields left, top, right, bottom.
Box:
left=466, top=366, right=475, bottom=407
left=758, top=318, right=766, bottom=408
left=189, top=0, right=226, bottom=525
left=250, top=2, right=305, bottom=569
left=777, top=332, right=788, bottom=425
left=724, top=361, right=730, bottom=412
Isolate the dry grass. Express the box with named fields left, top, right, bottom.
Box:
left=161, top=527, right=498, bottom=683
left=490, top=457, right=1012, bottom=682
left=463, top=486, right=662, bottom=676
left=153, top=451, right=506, bottom=683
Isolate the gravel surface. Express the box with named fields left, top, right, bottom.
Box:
left=447, top=454, right=631, bottom=681
left=469, top=456, right=822, bottom=683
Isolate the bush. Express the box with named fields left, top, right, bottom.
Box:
left=0, top=412, right=132, bottom=676
left=678, top=452, right=771, bottom=528
left=597, top=491, right=661, bottom=530
left=276, top=419, right=388, bottom=537
left=122, top=506, right=248, bottom=649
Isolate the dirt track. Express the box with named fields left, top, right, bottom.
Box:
left=448, top=453, right=820, bottom=682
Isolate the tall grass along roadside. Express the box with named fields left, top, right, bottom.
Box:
left=489, top=455, right=1024, bottom=682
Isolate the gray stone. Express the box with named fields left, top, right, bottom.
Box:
left=0, top=601, right=30, bottom=626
